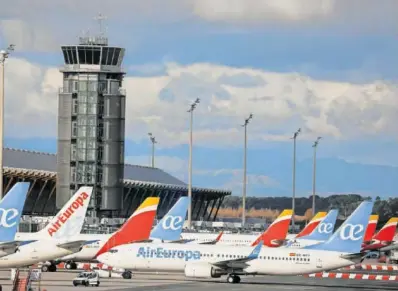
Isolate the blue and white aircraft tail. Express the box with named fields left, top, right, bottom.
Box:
left=150, top=196, right=190, bottom=242
left=301, top=209, right=339, bottom=241
left=304, top=201, right=373, bottom=253
left=0, top=182, right=30, bottom=242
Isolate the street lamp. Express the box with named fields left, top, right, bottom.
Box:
left=312, top=136, right=322, bottom=216
left=241, top=113, right=253, bottom=227
left=291, top=128, right=301, bottom=229
left=148, top=133, right=157, bottom=168
left=0, top=44, right=15, bottom=198
left=187, top=98, right=200, bottom=229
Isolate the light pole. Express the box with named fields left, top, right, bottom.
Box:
left=148, top=133, right=157, bottom=168
left=312, top=136, right=322, bottom=216
left=0, top=45, right=15, bottom=198
left=187, top=98, right=200, bottom=229
left=241, top=113, right=253, bottom=227
left=291, top=128, right=301, bottom=230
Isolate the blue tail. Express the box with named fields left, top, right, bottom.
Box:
left=0, top=182, right=30, bottom=242
left=304, top=201, right=373, bottom=253
left=302, top=209, right=339, bottom=241
left=150, top=196, right=189, bottom=241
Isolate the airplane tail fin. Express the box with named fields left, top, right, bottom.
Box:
left=301, top=209, right=339, bottom=241
left=150, top=196, right=189, bottom=241
left=304, top=201, right=373, bottom=253
left=251, top=209, right=292, bottom=247
left=363, top=214, right=379, bottom=242
left=0, top=182, right=30, bottom=242
left=95, top=197, right=159, bottom=257
left=372, top=217, right=398, bottom=242
left=295, top=211, right=327, bottom=238
left=38, top=187, right=93, bottom=239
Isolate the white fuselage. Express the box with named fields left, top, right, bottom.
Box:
left=15, top=232, right=112, bottom=263
left=98, top=243, right=358, bottom=276
left=181, top=233, right=297, bottom=246
left=0, top=240, right=81, bottom=268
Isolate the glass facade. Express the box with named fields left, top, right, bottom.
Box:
left=57, top=44, right=126, bottom=217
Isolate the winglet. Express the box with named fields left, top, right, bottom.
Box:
left=150, top=196, right=189, bottom=241
left=248, top=240, right=263, bottom=259
left=295, top=211, right=327, bottom=238
left=38, top=187, right=93, bottom=239
left=0, top=182, right=30, bottom=242
left=251, top=209, right=292, bottom=247
left=94, top=197, right=159, bottom=258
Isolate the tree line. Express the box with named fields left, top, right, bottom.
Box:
left=219, top=194, right=398, bottom=223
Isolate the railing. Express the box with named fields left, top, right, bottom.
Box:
left=11, top=269, right=20, bottom=291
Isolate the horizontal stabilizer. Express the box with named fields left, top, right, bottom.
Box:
left=340, top=252, right=367, bottom=260
left=57, top=240, right=99, bottom=251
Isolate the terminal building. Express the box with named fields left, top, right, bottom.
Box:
left=1, top=25, right=230, bottom=229
left=3, top=148, right=230, bottom=230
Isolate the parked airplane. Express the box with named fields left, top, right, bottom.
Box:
left=98, top=201, right=373, bottom=284
left=56, top=196, right=190, bottom=270
left=0, top=187, right=93, bottom=270
left=284, top=209, right=339, bottom=248
left=181, top=209, right=293, bottom=246
left=0, top=182, right=31, bottom=257
left=181, top=210, right=326, bottom=247
left=361, top=217, right=398, bottom=252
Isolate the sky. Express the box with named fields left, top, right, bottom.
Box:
left=0, top=0, right=398, bottom=198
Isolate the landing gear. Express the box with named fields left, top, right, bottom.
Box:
left=65, top=262, right=77, bottom=270
left=41, top=263, right=57, bottom=272
left=122, top=271, right=132, bottom=279
left=226, top=274, right=241, bottom=284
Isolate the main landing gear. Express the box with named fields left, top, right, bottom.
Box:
left=41, top=263, right=57, bottom=272
left=227, top=274, right=241, bottom=284
left=64, top=261, right=77, bottom=270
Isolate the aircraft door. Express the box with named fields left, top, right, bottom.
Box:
left=316, top=258, right=322, bottom=268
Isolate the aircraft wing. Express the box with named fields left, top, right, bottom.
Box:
left=198, top=231, right=224, bottom=245
left=211, top=241, right=263, bottom=269
left=57, top=240, right=100, bottom=251
left=380, top=243, right=398, bottom=252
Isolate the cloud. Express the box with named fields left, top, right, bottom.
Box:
left=191, top=0, right=398, bottom=31
left=1, top=1, right=398, bottom=53
left=192, top=0, right=335, bottom=23
left=3, top=58, right=398, bottom=148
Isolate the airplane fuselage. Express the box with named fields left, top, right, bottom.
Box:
left=98, top=243, right=358, bottom=276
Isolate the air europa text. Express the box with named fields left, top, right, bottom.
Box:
left=137, top=247, right=201, bottom=261
left=48, top=192, right=89, bottom=236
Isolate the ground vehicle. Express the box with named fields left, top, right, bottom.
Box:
left=389, top=250, right=398, bottom=264
left=72, top=271, right=100, bottom=287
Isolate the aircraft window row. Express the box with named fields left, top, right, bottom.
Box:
left=200, top=253, right=309, bottom=262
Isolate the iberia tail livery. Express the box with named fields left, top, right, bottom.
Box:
left=95, top=197, right=159, bottom=257
left=363, top=214, right=379, bottom=243
left=295, top=212, right=327, bottom=239
left=37, top=187, right=93, bottom=240
left=372, top=217, right=398, bottom=242
left=251, top=209, right=292, bottom=247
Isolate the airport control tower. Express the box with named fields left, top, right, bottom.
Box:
left=57, top=16, right=126, bottom=218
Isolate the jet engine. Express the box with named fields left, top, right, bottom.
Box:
left=184, top=262, right=227, bottom=278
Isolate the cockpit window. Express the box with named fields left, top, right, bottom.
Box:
left=109, top=249, right=118, bottom=253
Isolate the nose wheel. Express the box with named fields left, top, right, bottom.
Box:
left=227, top=274, right=241, bottom=284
